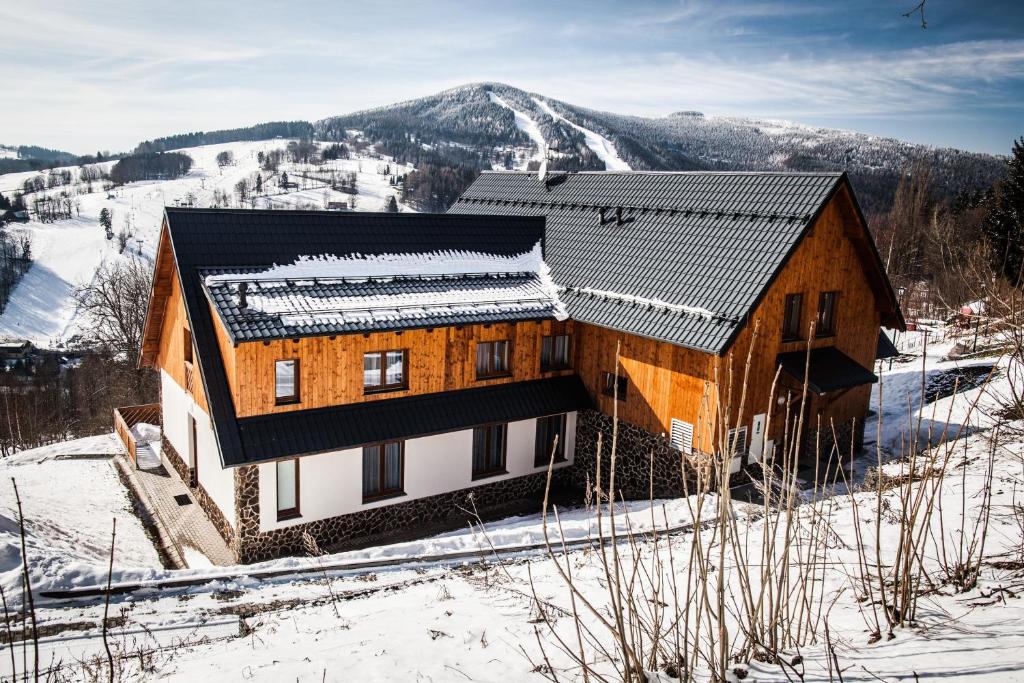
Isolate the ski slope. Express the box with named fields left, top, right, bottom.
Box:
left=532, top=97, right=631, bottom=171
left=0, top=140, right=411, bottom=347
left=487, top=92, right=547, bottom=166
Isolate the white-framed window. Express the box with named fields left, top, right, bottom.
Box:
left=669, top=418, right=694, bottom=455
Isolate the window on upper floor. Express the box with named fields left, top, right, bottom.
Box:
left=541, top=334, right=572, bottom=371
left=274, top=359, right=300, bottom=405
left=363, top=350, right=408, bottom=392
left=472, top=423, right=507, bottom=478
left=475, top=340, right=510, bottom=379
left=602, top=372, right=628, bottom=401
left=817, top=291, right=838, bottom=337
left=782, top=293, right=804, bottom=341
left=183, top=327, right=193, bottom=364
left=534, top=414, right=568, bottom=467
left=362, top=441, right=404, bottom=502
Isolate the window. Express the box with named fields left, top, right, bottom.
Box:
left=276, top=459, right=300, bottom=520
left=274, top=359, right=299, bottom=404
left=817, top=291, right=838, bottom=337
left=362, top=441, right=404, bottom=501
left=363, top=350, right=407, bottom=392
left=782, top=293, right=803, bottom=341
left=535, top=414, right=568, bottom=466
left=670, top=418, right=694, bottom=455
left=183, top=327, right=193, bottom=364
left=541, top=334, right=572, bottom=370
left=602, top=372, right=628, bottom=401
left=472, top=423, right=507, bottom=478
left=475, top=340, right=510, bottom=379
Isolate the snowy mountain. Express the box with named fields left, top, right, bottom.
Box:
left=0, top=139, right=412, bottom=347
left=315, top=82, right=1007, bottom=213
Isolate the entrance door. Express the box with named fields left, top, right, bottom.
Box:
left=188, top=414, right=198, bottom=486
left=749, top=413, right=766, bottom=464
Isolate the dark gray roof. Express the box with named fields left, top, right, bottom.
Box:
left=237, top=375, right=591, bottom=461
left=451, top=171, right=873, bottom=354
left=162, top=208, right=550, bottom=467
left=202, top=269, right=559, bottom=342
left=876, top=330, right=900, bottom=359
left=776, top=347, right=878, bottom=394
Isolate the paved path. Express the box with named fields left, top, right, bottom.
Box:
left=117, top=450, right=235, bottom=569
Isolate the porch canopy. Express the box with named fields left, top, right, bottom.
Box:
left=776, top=347, right=877, bottom=395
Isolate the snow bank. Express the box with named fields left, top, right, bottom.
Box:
left=0, top=454, right=162, bottom=601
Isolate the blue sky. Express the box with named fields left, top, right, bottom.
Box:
left=2, top=0, right=1022, bottom=155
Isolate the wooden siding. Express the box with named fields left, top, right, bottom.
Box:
left=573, top=322, right=721, bottom=452
left=154, top=267, right=209, bottom=413
left=720, top=184, right=882, bottom=445
left=227, top=320, right=575, bottom=418
left=571, top=185, right=883, bottom=451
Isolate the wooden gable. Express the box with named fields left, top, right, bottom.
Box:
left=139, top=220, right=176, bottom=369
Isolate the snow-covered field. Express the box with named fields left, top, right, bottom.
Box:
left=1, top=334, right=1022, bottom=680
left=0, top=140, right=411, bottom=347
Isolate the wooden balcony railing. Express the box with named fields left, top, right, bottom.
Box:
left=113, top=403, right=161, bottom=468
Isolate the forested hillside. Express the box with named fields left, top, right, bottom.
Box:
left=315, top=82, right=1006, bottom=213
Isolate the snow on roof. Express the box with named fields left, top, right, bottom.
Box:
left=203, top=243, right=567, bottom=340
left=204, top=242, right=549, bottom=285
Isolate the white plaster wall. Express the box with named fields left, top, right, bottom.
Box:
left=159, top=370, right=235, bottom=530
left=259, top=412, right=578, bottom=533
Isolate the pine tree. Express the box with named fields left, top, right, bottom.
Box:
left=983, top=137, right=1024, bottom=286
left=255, top=174, right=263, bottom=194
left=99, top=208, right=112, bottom=233
left=384, top=196, right=399, bottom=213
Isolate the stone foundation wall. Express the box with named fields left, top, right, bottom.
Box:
left=233, top=464, right=576, bottom=564
left=799, top=418, right=866, bottom=467
left=161, top=438, right=191, bottom=484
left=161, top=439, right=237, bottom=550
left=570, top=409, right=693, bottom=500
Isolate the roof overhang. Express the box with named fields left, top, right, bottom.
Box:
left=777, top=347, right=878, bottom=395
left=232, top=375, right=592, bottom=466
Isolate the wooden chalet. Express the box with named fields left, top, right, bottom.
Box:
left=131, top=171, right=902, bottom=562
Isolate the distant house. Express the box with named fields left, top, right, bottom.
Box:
left=326, top=201, right=350, bottom=211
left=0, top=209, right=29, bottom=224
left=0, top=339, right=33, bottom=360
left=127, top=171, right=902, bottom=563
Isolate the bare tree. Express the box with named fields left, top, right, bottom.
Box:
left=74, top=256, right=152, bottom=367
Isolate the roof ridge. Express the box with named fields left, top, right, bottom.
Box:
left=479, top=170, right=845, bottom=177
left=456, top=195, right=813, bottom=221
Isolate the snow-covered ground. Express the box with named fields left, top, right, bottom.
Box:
left=2, top=333, right=1022, bottom=681
left=532, top=97, right=631, bottom=171
left=0, top=141, right=411, bottom=347
left=0, top=451, right=161, bottom=603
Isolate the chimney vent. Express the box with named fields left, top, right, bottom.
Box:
left=238, top=282, right=248, bottom=309
left=615, top=207, right=624, bottom=225
left=598, top=208, right=606, bottom=225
